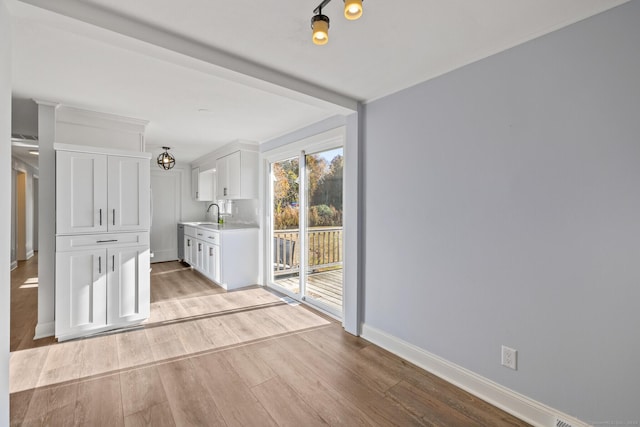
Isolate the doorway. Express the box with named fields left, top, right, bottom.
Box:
left=268, top=145, right=344, bottom=318
left=150, top=169, right=181, bottom=263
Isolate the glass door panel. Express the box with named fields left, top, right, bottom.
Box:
left=304, top=148, right=344, bottom=315
left=271, top=157, right=301, bottom=296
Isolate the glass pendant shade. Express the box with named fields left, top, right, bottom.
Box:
left=344, top=0, right=363, bottom=20
left=157, top=147, right=176, bottom=170
left=311, top=14, right=330, bottom=45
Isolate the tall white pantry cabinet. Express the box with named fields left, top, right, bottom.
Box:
left=55, top=144, right=151, bottom=341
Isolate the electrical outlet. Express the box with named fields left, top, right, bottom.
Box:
left=501, top=345, right=517, bottom=370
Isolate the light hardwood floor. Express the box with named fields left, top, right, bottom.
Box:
left=10, top=255, right=530, bottom=426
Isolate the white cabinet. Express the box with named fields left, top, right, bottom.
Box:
left=203, top=242, right=220, bottom=283
left=191, top=168, right=199, bottom=200
left=55, top=144, right=151, bottom=341
left=55, top=234, right=150, bottom=340
left=107, top=245, right=150, bottom=324
left=192, top=167, right=215, bottom=201
left=182, top=224, right=257, bottom=290
left=57, top=150, right=150, bottom=234
left=184, top=226, right=196, bottom=265
left=107, top=156, right=151, bottom=232
left=55, top=249, right=108, bottom=335
left=184, top=235, right=194, bottom=265
left=56, top=151, right=108, bottom=234
left=216, top=150, right=258, bottom=199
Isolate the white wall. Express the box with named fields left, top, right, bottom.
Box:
left=1, top=0, right=12, bottom=423
left=35, top=102, right=57, bottom=339
left=362, top=1, right=639, bottom=423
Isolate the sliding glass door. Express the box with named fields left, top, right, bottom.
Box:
left=269, top=146, right=344, bottom=317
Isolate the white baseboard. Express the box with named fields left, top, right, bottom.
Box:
left=360, top=324, right=588, bottom=427
left=33, top=321, right=55, bottom=340
left=10, top=260, right=17, bottom=271
left=26, top=250, right=34, bottom=260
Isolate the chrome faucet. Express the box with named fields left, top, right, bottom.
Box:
left=206, top=203, right=220, bottom=224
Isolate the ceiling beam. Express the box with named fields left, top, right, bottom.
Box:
left=15, top=0, right=359, bottom=113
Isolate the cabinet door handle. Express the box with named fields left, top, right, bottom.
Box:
left=98, top=256, right=102, bottom=274
left=187, top=239, right=191, bottom=247
left=196, top=191, right=199, bottom=198
left=198, top=243, right=202, bottom=252
left=209, top=248, right=213, bottom=256
left=113, top=209, right=116, bottom=226
left=99, top=209, right=102, bottom=226
left=112, top=255, right=115, bottom=272
left=224, top=187, right=227, bottom=196
left=96, top=239, right=118, bottom=243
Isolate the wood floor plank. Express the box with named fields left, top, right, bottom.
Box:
left=386, top=380, right=479, bottom=426
left=79, top=334, right=120, bottom=378
left=191, top=352, right=278, bottom=427
left=36, top=340, right=84, bottom=387
left=251, top=376, right=328, bottom=427
left=9, top=388, right=34, bottom=426
left=222, top=343, right=277, bottom=388
left=157, top=358, right=227, bottom=426
left=275, top=334, right=426, bottom=427
left=251, top=339, right=372, bottom=426
left=119, top=366, right=168, bottom=417
left=10, top=346, right=49, bottom=393
left=145, top=324, right=189, bottom=362
left=124, top=403, right=176, bottom=427
left=21, top=382, right=78, bottom=424
left=300, top=326, right=402, bottom=393
left=74, top=374, right=124, bottom=426
left=357, top=344, right=531, bottom=426
left=116, top=329, right=155, bottom=370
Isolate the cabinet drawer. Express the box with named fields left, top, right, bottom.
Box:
left=202, top=231, right=219, bottom=245
left=57, top=232, right=149, bottom=252
left=184, top=226, right=197, bottom=238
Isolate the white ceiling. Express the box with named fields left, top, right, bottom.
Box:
left=8, top=0, right=628, bottom=163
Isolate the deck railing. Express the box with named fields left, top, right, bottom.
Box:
left=273, top=226, right=343, bottom=277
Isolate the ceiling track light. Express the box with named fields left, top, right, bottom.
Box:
left=311, top=0, right=363, bottom=45
left=157, top=146, right=176, bottom=170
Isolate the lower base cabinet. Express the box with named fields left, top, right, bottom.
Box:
left=183, top=226, right=257, bottom=290
left=55, top=233, right=150, bottom=341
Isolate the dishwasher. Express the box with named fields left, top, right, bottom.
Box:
left=177, top=223, right=185, bottom=261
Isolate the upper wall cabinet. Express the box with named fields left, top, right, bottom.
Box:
left=56, top=149, right=150, bottom=235
left=192, top=167, right=215, bottom=201
left=216, top=150, right=258, bottom=199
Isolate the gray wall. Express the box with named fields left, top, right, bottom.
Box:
left=363, top=1, right=639, bottom=423
left=1, top=0, right=11, bottom=423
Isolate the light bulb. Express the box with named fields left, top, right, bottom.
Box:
left=344, top=0, right=363, bottom=20
left=311, top=14, right=330, bottom=45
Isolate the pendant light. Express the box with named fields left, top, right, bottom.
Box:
left=310, top=0, right=363, bottom=45
left=344, top=0, right=363, bottom=20
left=311, top=13, right=330, bottom=45
left=157, top=146, right=176, bottom=170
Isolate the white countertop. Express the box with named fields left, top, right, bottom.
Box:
left=180, top=221, right=258, bottom=231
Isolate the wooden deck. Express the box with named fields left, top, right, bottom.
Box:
left=275, top=269, right=343, bottom=311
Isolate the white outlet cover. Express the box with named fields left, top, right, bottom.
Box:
left=501, top=345, right=517, bottom=370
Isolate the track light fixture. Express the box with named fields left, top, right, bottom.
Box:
left=157, top=146, right=176, bottom=170
left=311, top=13, right=330, bottom=45
left=311, top=0, right=363, bottom=45
left=344, top=0, right=363, bottom=20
